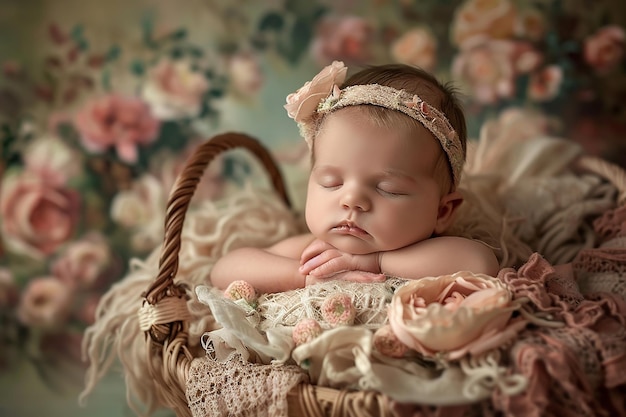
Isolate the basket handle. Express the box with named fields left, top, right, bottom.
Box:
left=143, top=132, right=291, bottom=314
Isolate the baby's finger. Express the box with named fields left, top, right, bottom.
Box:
left=304, top=255, right=353, bottom=277
left=299, top=250, right=341, bottom=275
left=300, top=239, right=334, bottom=264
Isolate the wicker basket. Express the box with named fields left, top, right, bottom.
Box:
left=138, top=131, right=626, bottom=417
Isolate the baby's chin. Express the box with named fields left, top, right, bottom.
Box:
left=324, top=235, right=381, bottom=255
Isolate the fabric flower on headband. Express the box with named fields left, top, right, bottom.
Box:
left=284, top=61, right=347, bottom=147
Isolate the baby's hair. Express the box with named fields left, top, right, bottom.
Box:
left=316, top=64, right=468, bottom=194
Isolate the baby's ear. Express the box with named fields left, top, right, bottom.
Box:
left=434, top=190, right=463, bottom=234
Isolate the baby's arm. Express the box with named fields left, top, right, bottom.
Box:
left=301, top=236, right=499, bottom=280
left=210, top=233, right=315, bottom=293
left=379, top=236, right=500, bottom=278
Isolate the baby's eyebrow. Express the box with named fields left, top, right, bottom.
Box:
left=380, top=169, right=416, bottom=183
left=311, top=164, right=340, bottom=174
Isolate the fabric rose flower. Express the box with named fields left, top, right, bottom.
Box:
left=284, top=60, right=347, bottom=126
left=0, top=171, right=80, bottom=258
left=388, top=272, right=526, bottom=361
left=583, top=25, right=625, bottom=75
left=74, top=94, right=160, bottom=164
left=141, top=58, right=210, bottom=119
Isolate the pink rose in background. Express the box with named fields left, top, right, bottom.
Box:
left=51, top=232, right=112, bottom=290
left=17, top=277, right=73, bottom=329
left=74, top=94, right=160, bottom=164
left=22, top=135, right=83, bottom=186
left=0, top=171, right=80, bottom=259
left=311, top=16, right=373, bottom=67
left=451, top=0, right=518, bottom=47
left=227, top=53, right=264, bottom=99
left=141, top=59, right=210, bottom=119
left=584, top=25, right=625, bottom=75
left=284, top=60, right=347, bottom=125
left=452, top=36, right=542, bottom=104
left=391, top=27, right=438, bottom=72
left=388, top=272, right=526, bottom=361
left=527, top=65, right=563, bottom=102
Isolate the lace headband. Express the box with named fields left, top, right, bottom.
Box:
left=284, top=61, right=464, bottom=186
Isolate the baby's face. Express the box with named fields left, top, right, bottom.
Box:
left=305, top=110, right=444, bottom=255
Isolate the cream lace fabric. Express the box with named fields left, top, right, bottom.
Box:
left=186, top=355, right=307, bottom=417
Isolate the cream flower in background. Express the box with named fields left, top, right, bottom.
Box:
left=22, top=135, right=83, bottom=186
left=388, top=272, right=525, bottom=361
left=452, top=36, right=542, bottom=104
left=391, top=27, right=438, bottom=72
left=142, top=59, right=210, bottom=120
left=227, top=53, right=264, bottom=99
left=110, top=174, right=166, bottom=252
left=451, top=0, right=518, bottom=47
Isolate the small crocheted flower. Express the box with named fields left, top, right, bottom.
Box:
left=293, top=318, right=323, bottom=346
left=224, top=280, right=257, bottom=306
left=373, top=325, right=409, bottom=358
left=321, top=293, right=356, bottom=327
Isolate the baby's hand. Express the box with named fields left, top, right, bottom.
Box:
left=299, top=239, right=381, bottom=278
left=305, top=270, right=386, bottom=286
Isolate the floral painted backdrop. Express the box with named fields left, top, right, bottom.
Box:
left=0, top=0, right=624, bottom=415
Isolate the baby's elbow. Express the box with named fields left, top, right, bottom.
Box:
left=210, top=257, right=233, bottom=289
left=476, top=248, right=500, bottom=277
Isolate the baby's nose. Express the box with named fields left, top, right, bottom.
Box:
left=340, top=188, right=371, bottom=211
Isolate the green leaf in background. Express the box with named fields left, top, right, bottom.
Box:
left=105, top=45, right=121, bottom=62
left=130, top=60, right=145, bottom=76
left=169, top=28, right=187, bottom=41
left=258, top=12, right=284, bottom=32
left=141, top=12, right=157, bottom=49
